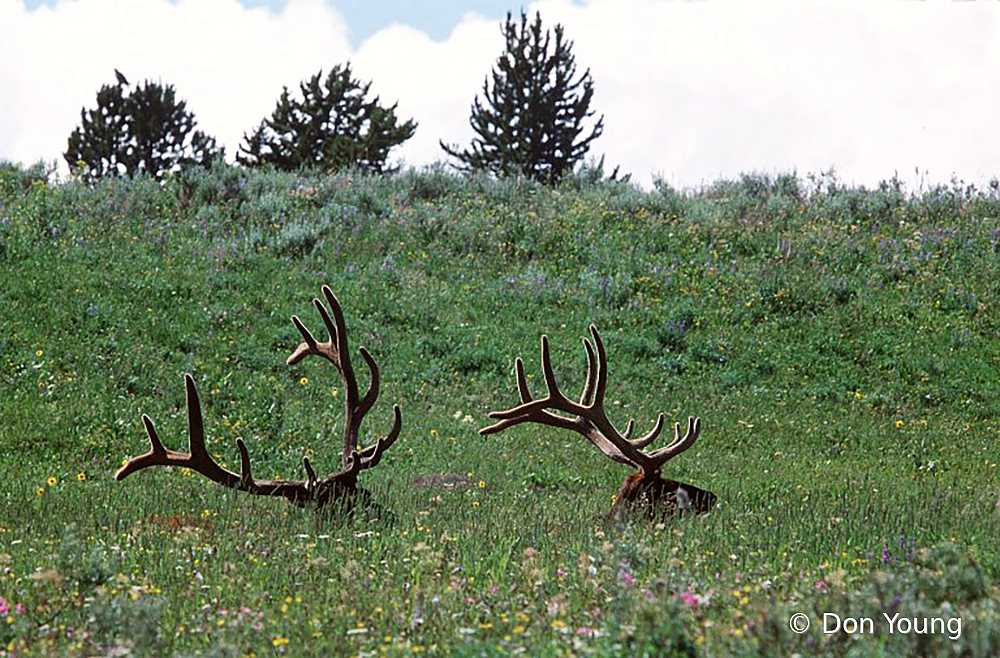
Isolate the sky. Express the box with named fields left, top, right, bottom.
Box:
left=3, top=0, right=999, bottom=190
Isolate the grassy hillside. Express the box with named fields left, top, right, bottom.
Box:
left=2, top=162, right=999, bottom=656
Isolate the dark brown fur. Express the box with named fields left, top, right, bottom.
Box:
left=608, top=472, right=717, bottom=522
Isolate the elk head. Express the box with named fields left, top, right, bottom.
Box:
left=116, top=286, right=401, bottom=511
left=480, top=325, right=716, bottom=521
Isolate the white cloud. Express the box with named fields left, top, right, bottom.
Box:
left=0, top=0, right=351, bottom=170
left=352, top=13, right=500, bottom=170
left=2, top=0, right=999, bottom=189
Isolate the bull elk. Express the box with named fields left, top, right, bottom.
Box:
left=480, top=325, right=716, bottom=520
left=116, top=286, right=401, bottom=511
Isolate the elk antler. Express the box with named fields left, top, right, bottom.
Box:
left=480, top=325, right=700, bottom=477
left=116, top=286, right=401, bottom=508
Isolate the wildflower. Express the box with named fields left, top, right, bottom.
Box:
left=472, top=500, right=480, bottom=509
left=77, top=472, right=86, bottom=481
left=430, top=429, right=438, bottom=437
left=815, top=579, right=828, bottom=590
left=895, top=420, right=904, bottom=429
left=36, top=487, right=45, bottom=496
left=332, top=388, right=339, bottom=397
left=679, top=589, right=699, bottom=606
left=478, top=480, right=486, bottom=489
left=35, top=349, right=43, bottom=357
left=300, top=377, right=309, bottom=386
left=272, top=636, right=289, bottom=646
left=46, top=476, right=57, bottom=487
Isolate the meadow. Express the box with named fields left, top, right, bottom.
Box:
left=1, top=161, right=999, bottom=656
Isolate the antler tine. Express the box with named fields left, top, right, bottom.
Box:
left=185, top=374, right=210, bottom=462
left=116, top=374, right=218, bottom=481
left=515, top=358, right=532, bottom=403
left=356, top=404, right=402, bottom=469
left=302, top=456, right=318, bottom=491
left=588, top=325, right=609, bottom=408
left=643, top=417, right=700, bottom=470
left=539, top=335, right=566, bottom=402
left=356, top=347, right=381, bottom=418
left=287, top=315, right=322, bottom=365
left=235, top=438, right=254, bottom=488
left=316, top=288, right=341, bottom=351
left=630, top=413, right=665, bottom=449
left=580, top=337, right=599, bottom=406
left=320, top=286, right=360, bottom=402
left=285, top=287, right=347, bottom=370
left=481, top=335, right=587, bottom=426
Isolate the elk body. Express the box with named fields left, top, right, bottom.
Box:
left=481, top=325, right=716, bottom=521
left=116, top=286, right=400, bottom=512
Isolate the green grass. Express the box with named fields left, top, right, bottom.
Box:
left=2, top=163, right=1000, bottom=656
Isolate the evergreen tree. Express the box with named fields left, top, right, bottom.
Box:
left=238, top=64, right=416, bottom=173
left=441, top=11, right=604, bottom=184
left=65, top=79, right=221, bottom=181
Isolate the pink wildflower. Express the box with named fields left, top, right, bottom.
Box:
left=679, top=589, right=700, bottom=607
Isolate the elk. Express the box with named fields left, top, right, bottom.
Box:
left=115, top=286, right=401, bottom=511
left=480, top=325, right=716, bottom=520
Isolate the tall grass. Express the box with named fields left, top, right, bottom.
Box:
left=1, top=162, right=999, bottom=656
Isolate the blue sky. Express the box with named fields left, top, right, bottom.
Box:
left=22, top=0, right=534, bottom=45
left=3, top=1, right=1000, bottom=189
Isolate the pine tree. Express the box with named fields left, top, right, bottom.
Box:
left=441, top=11, right=604, bottom=184
left=238, top=64, right=416, bottom=173
left=65, top=80, right=221, bottom=181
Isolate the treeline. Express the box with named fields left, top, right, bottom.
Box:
left=63, top=11, right=614, bottom=185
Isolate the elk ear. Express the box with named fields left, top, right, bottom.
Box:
left=675, top=486, right=692, bottom=513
